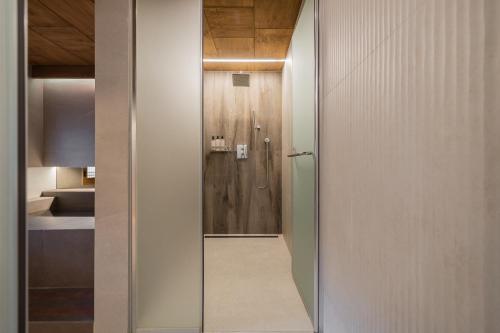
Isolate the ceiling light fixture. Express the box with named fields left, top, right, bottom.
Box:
left=203, top=58, right=286, bottom=63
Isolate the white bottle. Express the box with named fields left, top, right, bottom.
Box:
left=221, top=136, right=225, bottom=150
left=211, top=136, right=215, bottom=151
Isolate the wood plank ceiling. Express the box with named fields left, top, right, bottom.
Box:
left=28, top=0, right=95, bottom=77
left=27, top=0, right=301, bottom=75
left=203, top=0, right=302, bottom=71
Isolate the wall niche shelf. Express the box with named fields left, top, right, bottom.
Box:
left=210, top=147, right=234, bottom=153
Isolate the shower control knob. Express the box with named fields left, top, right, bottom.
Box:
left=237, top=144, right=248, bottom=159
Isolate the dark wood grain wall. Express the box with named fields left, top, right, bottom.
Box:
left=204, top=72, right=282, bottom=234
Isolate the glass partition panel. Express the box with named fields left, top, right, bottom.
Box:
left=291, top=0, right=316, bottom=323
left=134, top=0, right=202, bottom=331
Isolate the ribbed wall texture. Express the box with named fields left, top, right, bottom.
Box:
left=319, top=0, right=500, bottom=332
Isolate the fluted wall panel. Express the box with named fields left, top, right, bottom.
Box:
left=319, top=0, right=500, bottom=332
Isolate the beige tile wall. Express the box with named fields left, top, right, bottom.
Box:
left=319, top=0, right=500, bottom=332
left=94, top=0, right=133, bottom=331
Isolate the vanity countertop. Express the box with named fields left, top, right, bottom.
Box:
left=28, top=215, right=95, bottom=231
left=43, top=188, right=95, bottom=193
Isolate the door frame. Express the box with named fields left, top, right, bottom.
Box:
left=313, top=0, right=320, bottom=331
left=131, top=0, right=321, bottom=331
left=17, top=0, right=27, bottom=332
left=15, top=0, right=322, bottom=331
left=198, top=0, right=321, bottom=331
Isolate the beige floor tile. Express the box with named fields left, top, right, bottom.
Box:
left=204, top=236, right=313, bottom=333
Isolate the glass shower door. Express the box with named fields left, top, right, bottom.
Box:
left=290, top=0, right=316, bottom=324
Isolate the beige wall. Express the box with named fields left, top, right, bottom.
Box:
left=43, top=79, right=95, bottom=167
left=95, top=0, right=133, bottom=331
left=282, top=47, right=293, bottom=253
left=0, top=0, right=18, bottom=331
left=319, top=0, right=500, bottom=332
left=56, top=167, right=93, bottom=189
left=28, top=79, right=95, bottom=168
left=484, top=0, right=500, bottom=330
left=27, top=167, right=56, bottom=199
left=28, top=79, right=44, bottom=167
left=135, top=0, right=202, bottom=331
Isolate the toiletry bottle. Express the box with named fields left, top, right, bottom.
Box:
left=215, top=136, right=220, bottom=150
left=211, top=136, right=215, bottom=151
left=221, top=136, right=225, bottom=150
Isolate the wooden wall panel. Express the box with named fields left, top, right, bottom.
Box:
left=204, top=72, right=282, bottom=234
left=319, top=0, right=500, bottom=332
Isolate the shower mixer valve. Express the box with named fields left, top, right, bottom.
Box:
left=237, top=144, right=248, bottom=159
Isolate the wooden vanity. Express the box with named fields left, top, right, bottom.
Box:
left=28, top=188, right=94, bottom=333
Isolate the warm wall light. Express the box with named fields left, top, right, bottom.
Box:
left=203, top=58, right=286, bottom=63
left=86, top=166, right=96, bottom=179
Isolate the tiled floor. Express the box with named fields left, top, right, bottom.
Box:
left=204, top=236, right=313, bottom=333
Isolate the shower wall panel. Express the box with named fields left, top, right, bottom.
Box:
left=204, top=72, right=282, bottom=234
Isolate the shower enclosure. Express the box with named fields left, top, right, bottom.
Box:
left=203, top=72, right=282, bottom=234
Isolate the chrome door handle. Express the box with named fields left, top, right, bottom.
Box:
left=287, top=151, right=314, bottom=157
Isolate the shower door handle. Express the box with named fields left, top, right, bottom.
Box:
left=287, top=151, right=314, bottom=158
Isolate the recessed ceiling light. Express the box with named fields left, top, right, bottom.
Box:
left=203, top=58, right=286, bottom=63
